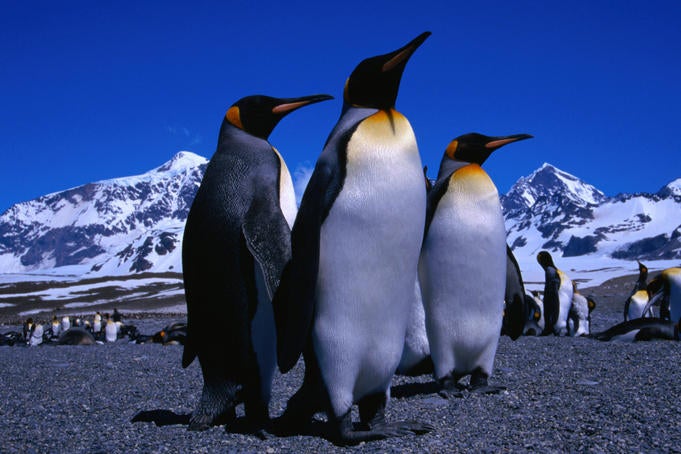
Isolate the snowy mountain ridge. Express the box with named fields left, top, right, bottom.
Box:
left=0, top=153, right=679, bottom=282
left=0, top=151, right=207, bottom=276
left=502, top=164, right=681, bottom=264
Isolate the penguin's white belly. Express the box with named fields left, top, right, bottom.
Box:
left=312, top=111, right=425, bottom=416
left=397, top=278, right=430, bottom=373
left=274, top=148, right=297, bottom=228
left=628, top=291, right=649, bottom=320
left=105, top=324, right=117, bottom=342
left=612, top=330, right=640, bottom=342
left=251, top=264, right=276, bottom=402
left=420, top=166, right=506, bottom=380
left=555, top=271, right=574, bottom=335
left=569, top=293, right=590, bottom=336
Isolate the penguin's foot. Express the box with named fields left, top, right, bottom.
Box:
left=468, top=368, right=505, bottom=395
left=437, top=374, right=466, bottom=399
left=437, top=388, right=464, bottom=399
left=188, top=406, right=236, bottom=431
left=241, top=397, right=271, bottom=439
left=272, top=379, right=323, bottom=436
left=333, top=412, right=432, bottom=446
left=188, top=380, right=239, bottom=431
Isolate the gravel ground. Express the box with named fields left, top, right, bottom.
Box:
left=1, top=274, right=681, bottom=453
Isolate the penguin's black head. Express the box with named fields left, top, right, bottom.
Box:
left=586, top=295, right=597, bottom=313
left=646, top=275, right=664, bottom=298
left=536, top=250, right=555, bottom=270
left=225, top=94, right=333, bottom=140
left=445, top=133, right=533, bottom=165
left=343, top=32, right=430, bottom=110
left=638, top=261, right=648, bottom=278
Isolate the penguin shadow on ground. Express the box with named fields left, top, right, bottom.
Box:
left=131, top=410, right=331, bottom=439
left=390, top=380, right=441, bottom=399
left=131, top=409, right=191, bottom=427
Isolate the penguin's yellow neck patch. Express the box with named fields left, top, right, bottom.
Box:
left=362, top=109, right=407, bottom=130
left=663, top=267, right=681, bottom=279
left=448, top=164, right=498, bottom=197
left=226, top=106, right=243, bottom=130
left=450, top=163, right=486, bottom=180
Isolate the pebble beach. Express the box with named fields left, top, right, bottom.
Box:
left=1, top=274, right=680, bottom=453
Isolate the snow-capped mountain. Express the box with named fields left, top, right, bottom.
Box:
left=0, top=155, right=678, bottom=281
left=0, top=151, right=207, bottom=276
left=503, top=164, right=681, bottom=261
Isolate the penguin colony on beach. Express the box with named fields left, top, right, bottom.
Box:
left=526, top=251, right=597, bottom=338
left=0, top=314, right=187, bottom=347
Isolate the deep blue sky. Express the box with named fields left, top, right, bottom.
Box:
left=2, top=1, right=680, bottom=213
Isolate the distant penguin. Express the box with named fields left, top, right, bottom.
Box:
left=624, top=261, right=652, bottom=320
left=50, top=316, right=61, bottom=339
left=105, top=318, right=117, bottom=343
left=29, top=323, right=44, bottom=346
left=537, top=251, right=573, bottom=336
left=23, top=318, right=33, bottom=341
left=624, top=290, right=652, bottom=321
left=1, top=331, right=22, bottom=346
left=643, top=267, right=681, bottom=322
left=567, top=284, right=596, bottom=336
left=273, top=32, right=432, bottom=444
left=634, top=261, right=648, bottom=290
left=592, top=317, right=679, bottom=342
left=61, top=316, right=71, bottom=332
left=182, top=92, right=332, bottom=434
left=153, top=322, right=187, bottom=345
left=93, top=312, right=102, bottom=333
left=503, top=245, right=531, bottom=340
left=523, top=291, right=545, bottom=336
left=58, top=328, right=96, bottom=346
left=420, top=132, right=531, bottom=396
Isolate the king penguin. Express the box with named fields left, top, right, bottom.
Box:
left=642, top=267, right=681, bottom=322
left=181, top=93, right=332, bottom=434
left=105, top=316, right=118, bottom=342
left=28, top=323, right=44, bottom=347
left=624, top=261, right=652, bottom=321
left=272, top=32, right=432, bottom=445
left=567, top=283, right=596, bottom=336
left=592, top=316, right=679, bottom=342
left=420, top=132, right=531, bottom=396
left=537, top=250, right=573, bottom=336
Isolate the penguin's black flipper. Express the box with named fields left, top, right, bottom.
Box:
left=623, top=295, right=631, bottom=321
left=423, top=176, right=450, bottom=239
left=273, top=152, right=346, bottom=373
left=242, top=194, right=292, bottom=300
left=181, top=339, right=196, bottom=368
